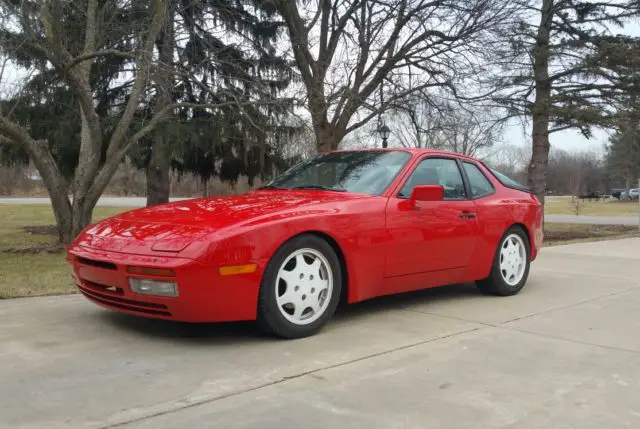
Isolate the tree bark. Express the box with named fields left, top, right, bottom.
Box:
left=527, top=0, right=554, bottom=205
left=146, top=1, right=174, bottom=206
left=147, top=138, right=171, bottom=205
left=314, top=125, right=342, bottom=152
left=625, top=177, right=631, bottom=199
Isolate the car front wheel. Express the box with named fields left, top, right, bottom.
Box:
left=476, top=226, right=531, bottom=296
left=257, top=234, right=342, bottom=339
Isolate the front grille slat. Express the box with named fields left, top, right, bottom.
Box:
left=77, top=257, right=117, bottom=271
left=81, top=279, right=124, bottom=296
left=80, top=291, right=172, bottom=317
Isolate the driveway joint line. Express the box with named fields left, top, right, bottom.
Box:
left=497, top=326, right=640, bottom=355
left=500, top=284, right=640, bottom=325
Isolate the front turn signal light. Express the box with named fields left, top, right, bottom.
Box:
left=219, top=264, right=257, bottom=276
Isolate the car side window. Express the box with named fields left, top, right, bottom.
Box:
left=462, top=162, right=494, bottom=198
left=399, top=157, right=466, bottom=200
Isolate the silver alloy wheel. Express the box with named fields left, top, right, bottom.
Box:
left=275, top=248, right=333, bottom=325
left=499, top=233, right=527, bottom=286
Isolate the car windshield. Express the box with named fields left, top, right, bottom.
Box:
left=264, top=150, right=411, bottom=195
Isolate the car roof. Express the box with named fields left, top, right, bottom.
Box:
left=325, top=147, right=478, bottom=162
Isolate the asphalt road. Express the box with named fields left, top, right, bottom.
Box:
left=545, top=214, right=639, bottom=225
left=2, top=238, right=640, bottom=428
left=1, top=196, right=639, bottom=225
left=0, top=196, right=185, bottom=207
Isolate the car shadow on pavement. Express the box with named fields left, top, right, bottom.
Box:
left=95, top=283, right=483, bottom=343
left=334, top=283, right=481, bottom=319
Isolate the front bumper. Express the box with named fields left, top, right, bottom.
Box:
left=67, top=245, right=264, bottom=322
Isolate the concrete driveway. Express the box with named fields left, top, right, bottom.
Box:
left=2, top=239, right=640, bottom=429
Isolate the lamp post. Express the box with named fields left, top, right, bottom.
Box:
left=377, top=123, right=390, bottom=148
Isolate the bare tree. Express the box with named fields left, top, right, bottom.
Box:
left=547, top=148, right=605, bottom=195
left=387, top=96, right=448, bottom=149
left=0, top=0, right=172, bottom=242
left=385, top=94, right=504, bottom=155
left=272, top=0, right=521, bottom=152
left=482, top=143, right=530, bottom=181
left=439, top=109, right=504, bottom=156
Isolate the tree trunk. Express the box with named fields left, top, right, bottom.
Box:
left=147, top=139, right=171, bottom=205
left=314, top=123, right=343, bottom=152
left=146, top=1, right=174, bottom=207
left=67, top=199, right=95, bottom=242
left=527, top=0, right=554, bottom=205
left=625, top=177, right=631, bottom=199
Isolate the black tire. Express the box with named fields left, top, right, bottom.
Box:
left=476, top=226, right=531, bottom=296
left=257, top=234, right=342, bottom=339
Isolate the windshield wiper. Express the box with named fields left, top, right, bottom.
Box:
left=291, top=185, right=347, bottom=192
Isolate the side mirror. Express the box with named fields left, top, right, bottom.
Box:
left=409, top=184, right=444, bottom=208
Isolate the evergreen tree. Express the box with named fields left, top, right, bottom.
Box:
left=141, top=0, right=298, bottom=205
left=497, top=0, right=640, bottom=203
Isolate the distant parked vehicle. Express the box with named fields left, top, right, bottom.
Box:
left=578, top=191, right=602, bottom=201
left=611, top=189, right=625, bottom=200
left=620, top=188, right=639, bottom=200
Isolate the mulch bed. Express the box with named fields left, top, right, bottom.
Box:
left=544, top=225, right=639, bottom=244
left=2, top=225, right=63, bottom=254
left=23, top=225, right=59, bottom=236
left=2, top=243, right=64, bottom=254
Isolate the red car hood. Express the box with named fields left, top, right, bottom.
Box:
left=72, top=190, right=367, bottom=255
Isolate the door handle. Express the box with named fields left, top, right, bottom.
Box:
left=459, top=211, right=477, bottom=219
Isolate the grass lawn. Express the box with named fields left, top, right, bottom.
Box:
left=1, top=204, right=639, bottom=299
left=0, top=205, right=127, bottom=299
left=544, top=196, right=640, bottom=217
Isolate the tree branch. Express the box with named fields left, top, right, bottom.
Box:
left=106, top=0, right=168, bottom=158
left=67, top=50, right=137, bottom=70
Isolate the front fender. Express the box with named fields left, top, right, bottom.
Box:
left=186, top=198, right=389, bottom=304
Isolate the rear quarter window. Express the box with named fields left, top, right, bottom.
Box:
left=462, top=162, right=494, bottom=198
left=486, top=166, right=530, bottom=193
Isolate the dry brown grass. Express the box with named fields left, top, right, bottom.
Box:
left=544, top=196, right=640, bottom=217
left=0, top=205, right=127, bottom=298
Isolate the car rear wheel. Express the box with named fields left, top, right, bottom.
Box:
left=257, top=234, right=342, bottom=339
left=476, top=226, right=530, bottom=296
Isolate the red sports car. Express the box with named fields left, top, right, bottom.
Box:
left=67, top=149, right=543, bottom=338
